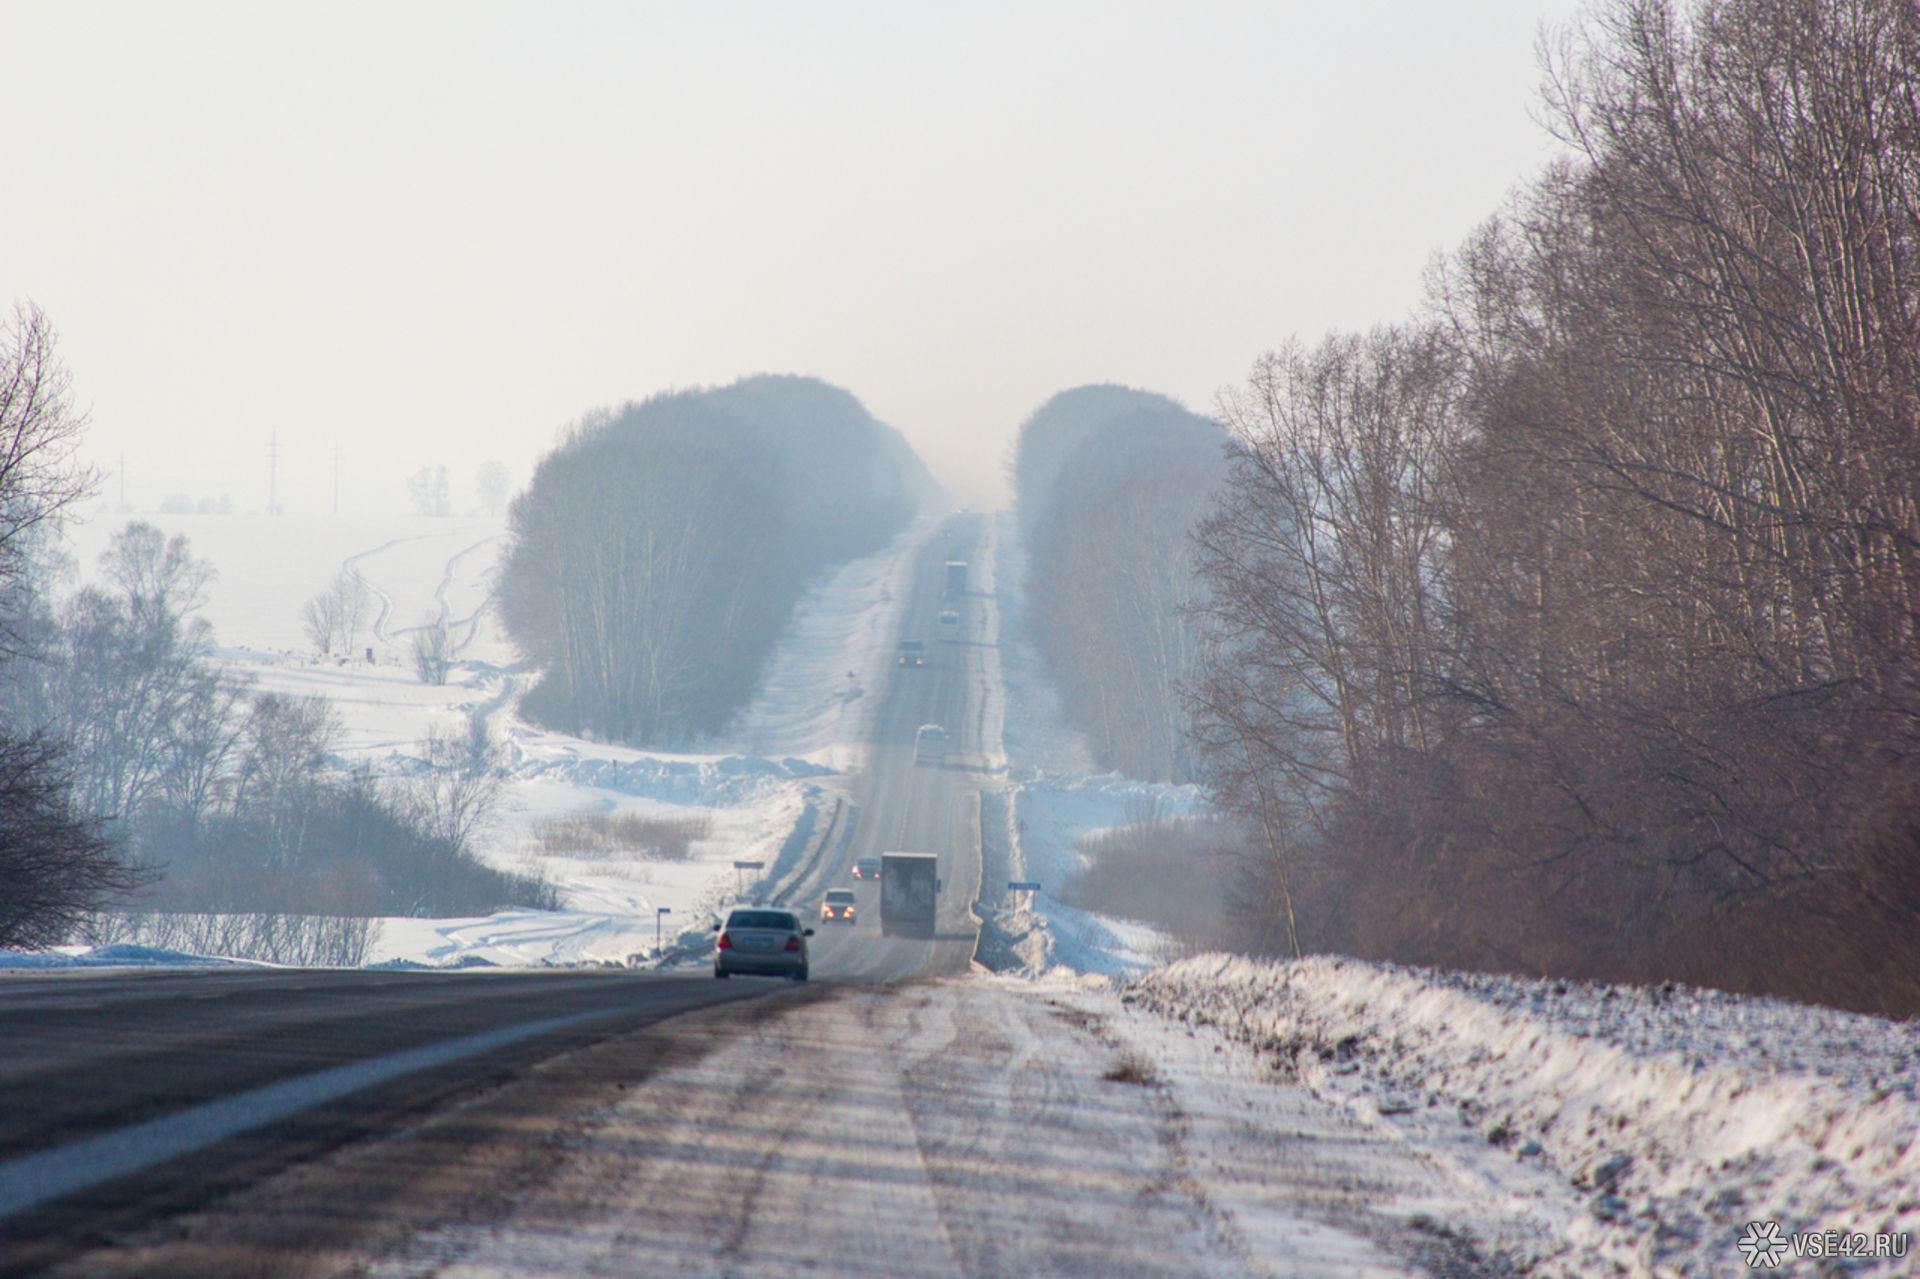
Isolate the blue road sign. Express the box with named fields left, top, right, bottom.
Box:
left=1008, top=881, right=1042, bottom=891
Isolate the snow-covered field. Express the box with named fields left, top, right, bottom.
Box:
left=10, top=508, right=943, bottom=970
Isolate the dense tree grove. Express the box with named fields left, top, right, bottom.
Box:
left=1014, top=387, right=1226, bottom=782
left=1190, top=0, right=1920, bottom=1012
left=500, top=375, right=935, bottom=744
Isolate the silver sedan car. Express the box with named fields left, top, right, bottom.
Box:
left=713, top=907, right=813, bottom=981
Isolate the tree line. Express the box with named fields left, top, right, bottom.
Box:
left=500, top=374, right=936, bottom=745
left=1186, top=0, right=1920, bottom=1014
left=1012, top=386, right=1226, bottom=783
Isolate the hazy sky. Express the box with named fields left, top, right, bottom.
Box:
left=2, top=1, right=1581, bottom=516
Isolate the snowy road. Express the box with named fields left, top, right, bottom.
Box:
left=35, top=981, right=1526, bottom=1279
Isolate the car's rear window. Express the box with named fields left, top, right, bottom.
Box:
left=727, top=910, right=798, bottom=930
left=825, top=890, right=855, bottom=903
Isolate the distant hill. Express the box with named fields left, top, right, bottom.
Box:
left=500, top=375, right=939, bottom=745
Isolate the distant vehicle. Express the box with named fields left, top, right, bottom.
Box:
left=880, top=851, right=939, bottom=937
left=944, top=560, right=967, bottom=594
left=712, top=907, right=812, bottom=981
left=937, top=609, right=959, bottom=627
left=852, top=856, right=882, bottom=879
left=897, top=639, right=925, bottom=667
left=914, top=723, right=947, bottom=765
left=821, top=888, right=857, bottom=924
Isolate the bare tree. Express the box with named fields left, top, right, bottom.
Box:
left=0, top=734, right=139, bottom=947
left=229, top=693, right=339, bottom=871
left=406, top=465, right=451, bottom=517
left=1191, top=327, right=1459, bottom=815
left=475, top=460, right=510, bottom=516
left=300, top=569, right=370, bottom=655
left=409, top=613, right=452, bottom=685
left=404, top=723, right=505, bottom=857
left=0, top=302, right=98, bottom=650
left=39, top=523, right=221, bottom=823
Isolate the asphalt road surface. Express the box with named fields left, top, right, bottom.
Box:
left=0, top=969, right=762, bottom=1272
left=790, top=511, right=989, bottom=981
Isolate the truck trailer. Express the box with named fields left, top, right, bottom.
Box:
left=943, top=560, right=967, bottom=595
left=879, top=851, right=939, bottom=937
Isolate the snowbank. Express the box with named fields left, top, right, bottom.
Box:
left=1130, top=953, right=1920, bottom=1276
left=0, top=945, right=250, bottom=970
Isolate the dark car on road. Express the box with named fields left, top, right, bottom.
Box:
left=852, top=857, right=882, bottom=879
left=713, top=908, right=812, bottom=981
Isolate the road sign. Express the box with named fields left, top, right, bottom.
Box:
left=732, top=860, right=764, bottom=870
left=1008, top=881, right=1042, bottom=891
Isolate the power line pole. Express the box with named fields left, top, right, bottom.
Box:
left=267, top=428, right=282, bottom=516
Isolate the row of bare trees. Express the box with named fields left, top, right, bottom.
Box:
left=1189, top=0, right=1920, bottom=1013
left=501, top=375, right=934, bottom=745
left=1015, top=388, right=1226, bottom=782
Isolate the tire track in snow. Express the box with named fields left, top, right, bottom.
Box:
left=436, top=535, right=502, bottom=657
left=341, top=533, right=501, bottom=654
left=341, top=536, right=411, bottom=644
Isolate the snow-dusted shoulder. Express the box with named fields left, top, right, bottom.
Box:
left=1125, top=954, right=1920, bottom=1276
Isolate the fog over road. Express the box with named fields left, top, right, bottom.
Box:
left=4, top=514, right=1499, bottom=1278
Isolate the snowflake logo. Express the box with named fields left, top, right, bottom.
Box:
left=1739, top=1220, right=1788, bottom=1268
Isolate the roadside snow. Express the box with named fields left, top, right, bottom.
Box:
left=0, top=945, right=251, bottom=970
left=1129, top=953, right=1920, bottom=1276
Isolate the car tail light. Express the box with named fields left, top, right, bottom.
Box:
left=785, top=936, right=802, bottom=952
left=717, top=932, right=733, bottom=950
